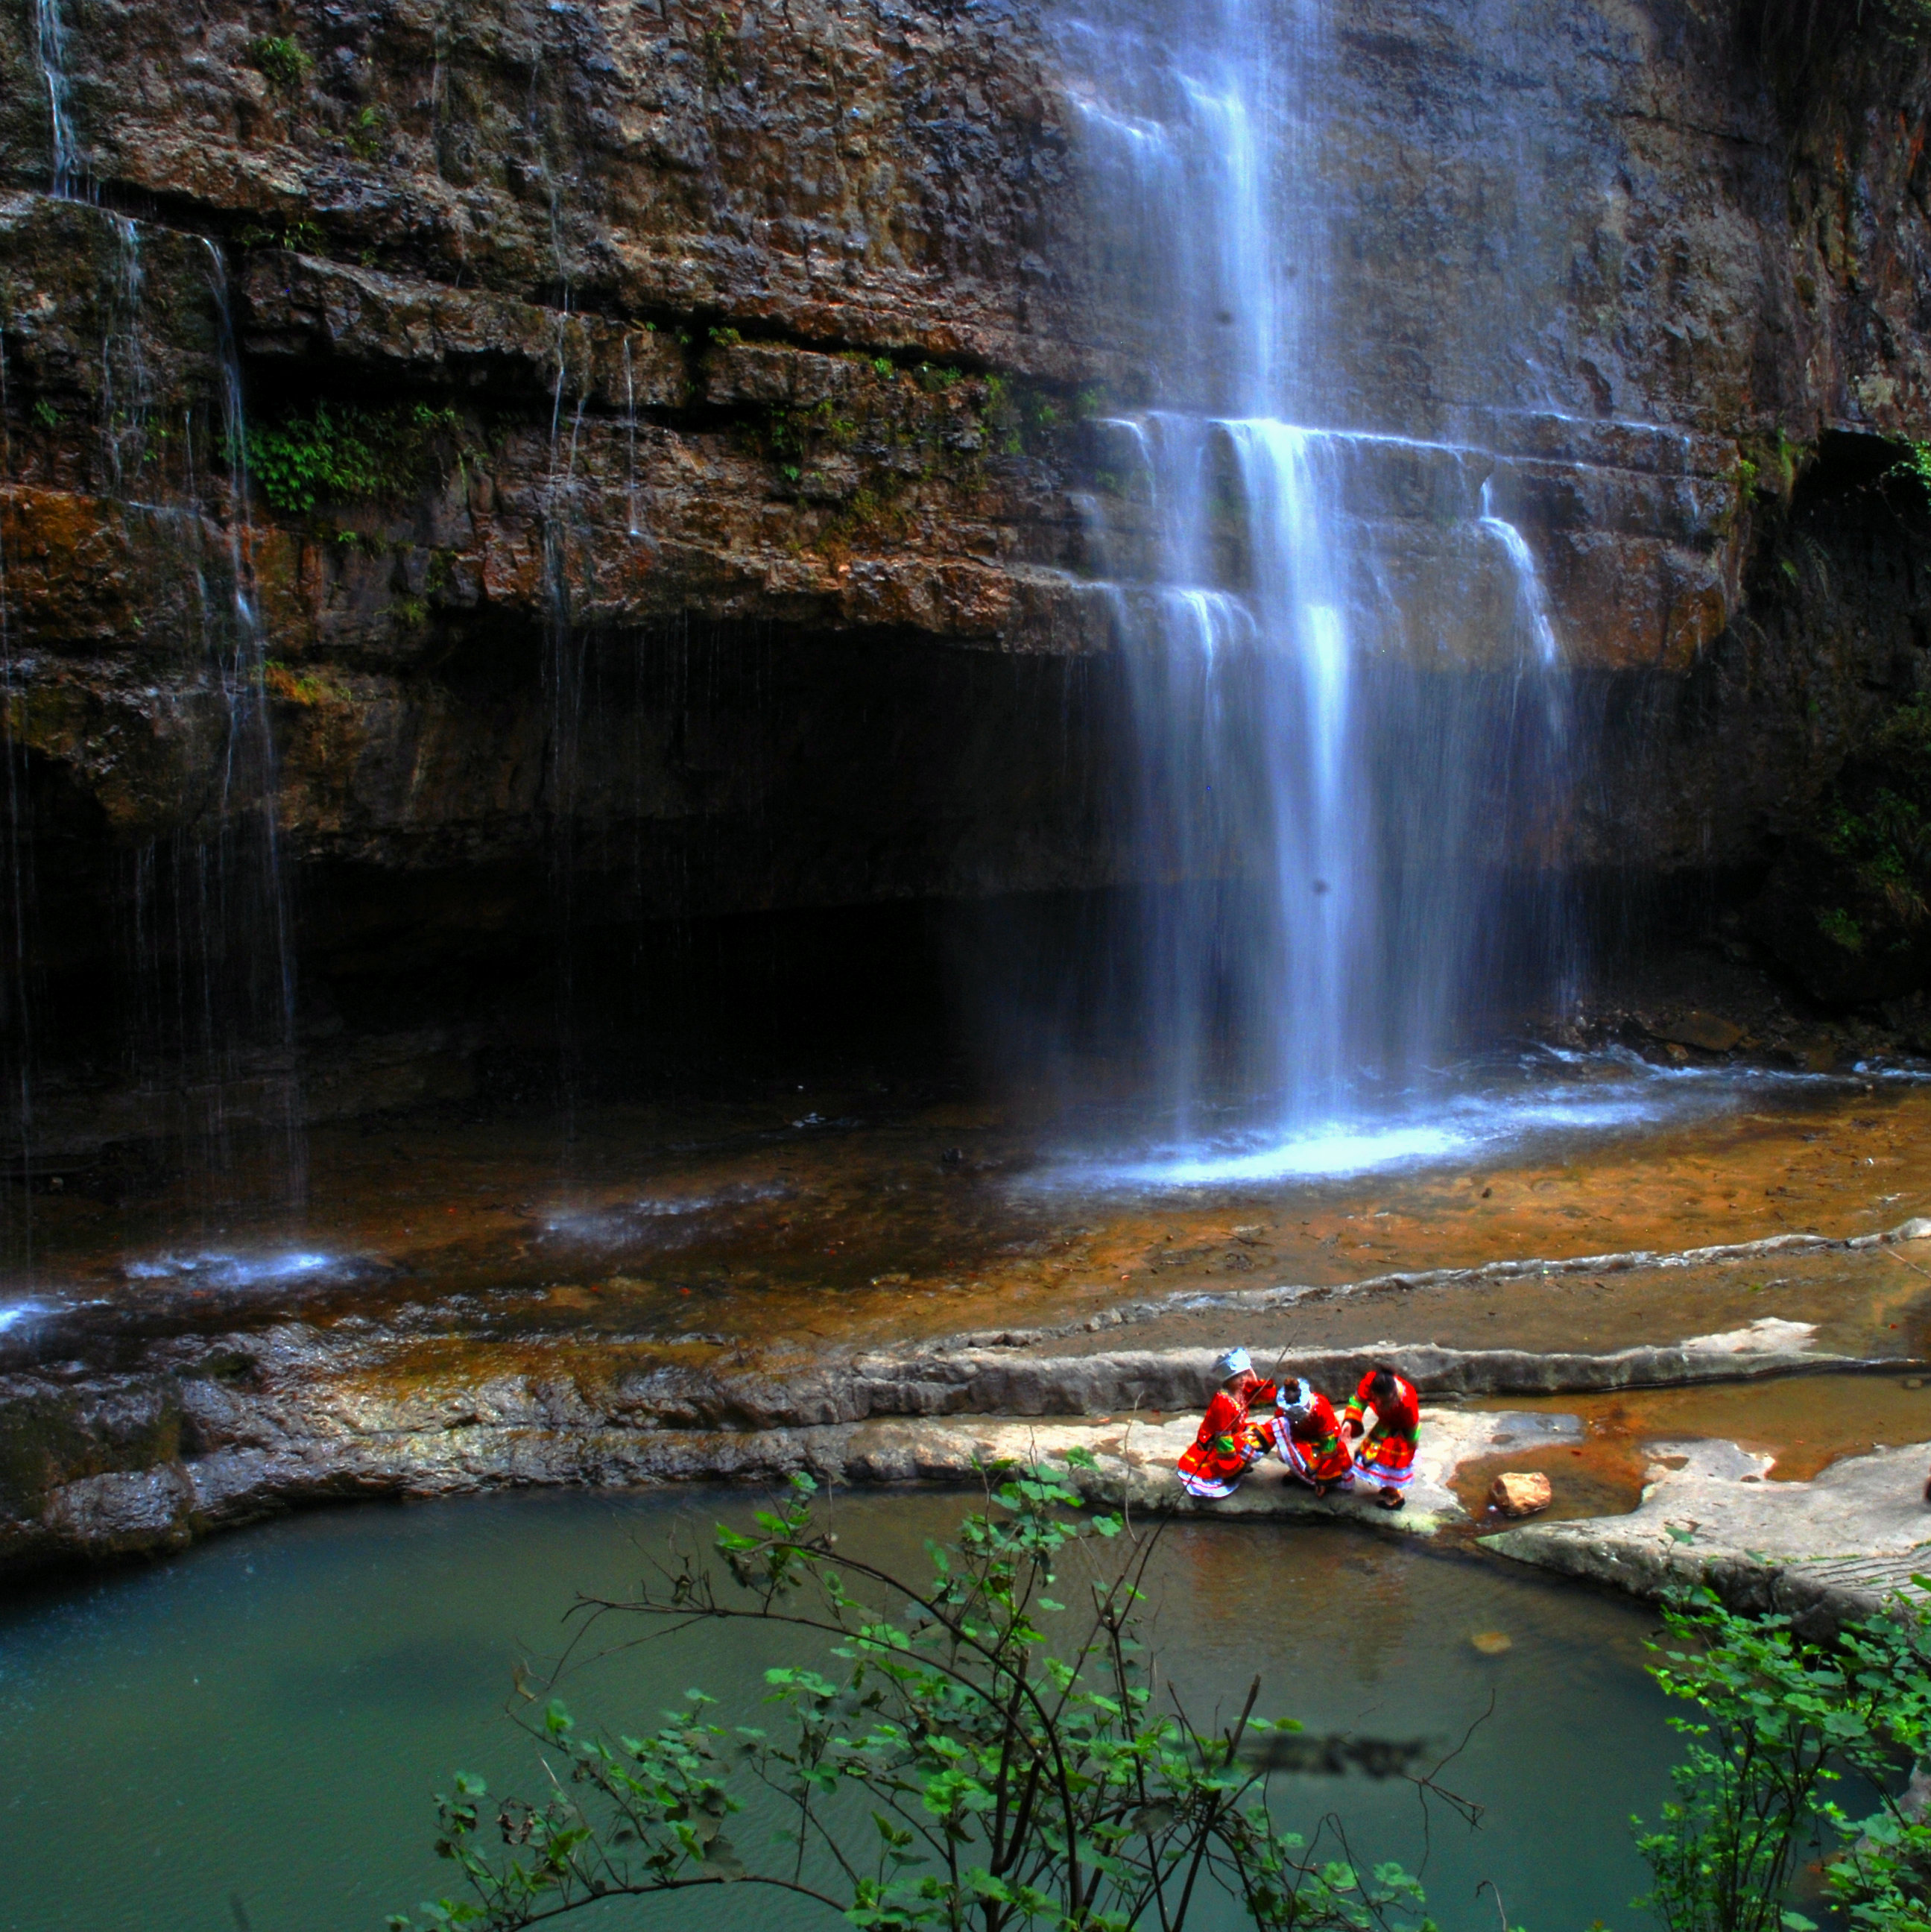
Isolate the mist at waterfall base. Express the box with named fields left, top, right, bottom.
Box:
left=0, top=1487, right=1672, bottom=1932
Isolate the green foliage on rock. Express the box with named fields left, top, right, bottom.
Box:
left=244, top=402, right=470, bottom=514
left=977, top=375, right=1067, bottom=458
left=388, top=1462, right=1442, bottom=1932
left=1815, top=905, right=1866, bottom=954
left=1752, top=689, right=1931, bottom=1003
left=1818, top=698, right=1931, bottom=928
left=249, top=34, right=313, bottom=92
left=1634, top=1590, right=1931, bottom=1932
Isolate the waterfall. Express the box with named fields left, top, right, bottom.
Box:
left=622, top=335, right=642, bottom=539
left=1059, top=0, right=1573, bottom=1155
left=32, top=0, right=79, bottom=197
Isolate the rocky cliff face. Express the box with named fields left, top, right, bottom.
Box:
left=2, top=0, right=1931, bottom=1154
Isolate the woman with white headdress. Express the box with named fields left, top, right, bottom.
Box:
left=1268, top=1377, right=1355, bottom=1497
left=1175, top=1346, right=1280, bottom=1499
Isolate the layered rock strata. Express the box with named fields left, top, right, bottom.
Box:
left=1, top=1, right=1930, bottom=1008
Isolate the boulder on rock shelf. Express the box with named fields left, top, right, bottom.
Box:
left=1488, top=1471, right=1553, bottom=1518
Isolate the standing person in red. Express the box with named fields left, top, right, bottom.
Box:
left=1342, top=1364, right=1420, bottom=1510
left=1176, top=1347, right=1279, bottom=1499
left=1269, top=1377, right=1354, bottom=1497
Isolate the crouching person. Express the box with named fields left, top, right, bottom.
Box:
left=1343, top=1364, right=1421, bottom=1511
left=1176, top=1347, right=1279, bottom=1499
left=1270, top=1377, right=1354, bottom=1497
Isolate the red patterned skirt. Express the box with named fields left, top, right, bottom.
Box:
left=1177, top=1423, right=1271, bottom=1498
left=1269, top=1415, right=1355, bottom=1488
left=1356, top=1428, right=1418, bottom=1488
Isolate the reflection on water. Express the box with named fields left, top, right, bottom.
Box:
left=0, top=1488, right=1672, bottom=1932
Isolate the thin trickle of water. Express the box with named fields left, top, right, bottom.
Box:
left=540, top=314, right=592, bottom=1131
left=1480, top=479, right=1562, bottom=669
left=0, top=344, right=37, bottom=1264
left=98, top=215, right=150, bottom=493
left=32, top=0, right=79, bottom=197
left=1057, top=0, right=1574, bottom=1149
left=622, top=335, right=642, bottom=538
left=157, top=242, right=306, bottom=1208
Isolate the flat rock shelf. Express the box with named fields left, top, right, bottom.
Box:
left=1485, top=1437, right=1931, bottom=1633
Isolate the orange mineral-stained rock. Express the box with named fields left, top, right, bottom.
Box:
left=1488, top=1472, right=1554, bottom=1518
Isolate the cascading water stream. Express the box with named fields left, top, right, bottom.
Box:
left=138, top=244, right=309, bottom=1209
left=3, top=0, right=310, bottom=1236
left=98, top=250, right=309, bottom=1221
left=1057, top=0, right=1575, bottom=1166
left=1, top=0, right=80, bottom=1248
left=32, top=0, right=79, bottom=198
left=0, top=347, right=35, bottom=1263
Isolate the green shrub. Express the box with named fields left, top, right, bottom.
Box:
left=235, top=217, right=324, bottom=254
left=346, top=106, right=385, bottom=162
left=1633, top=1589, right=1931, bottom=1932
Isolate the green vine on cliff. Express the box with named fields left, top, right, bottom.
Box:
left=244, top=402, right=472, bottom=515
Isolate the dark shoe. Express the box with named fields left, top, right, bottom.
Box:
left=1377, top=1489, right=1405, bottom=1511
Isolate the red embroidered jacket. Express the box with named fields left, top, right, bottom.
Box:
left=1343, top=1369, right=1420, bottom=1442
left=1177, top=1380, right=1278, bottom=1486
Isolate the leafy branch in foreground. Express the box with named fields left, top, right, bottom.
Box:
left=389, top=1455, right=1447, bottom=1932
left=1633, top=1588, right=1931, bottom=1932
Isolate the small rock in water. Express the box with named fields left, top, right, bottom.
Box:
left=1470, top=1631, right=1514, bottom=1655
left=1488, top=1471, right=1553, bottom=1518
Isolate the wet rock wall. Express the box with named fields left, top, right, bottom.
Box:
left=1, top=0, right=1931, bottom=1151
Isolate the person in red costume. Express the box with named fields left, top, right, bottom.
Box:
left=1342, top=1364, right=1420, bottom=1510
left=1176, top=1347, right=1280, bottom=1499
left=1268, top=1377, right=1354, bottom=1496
